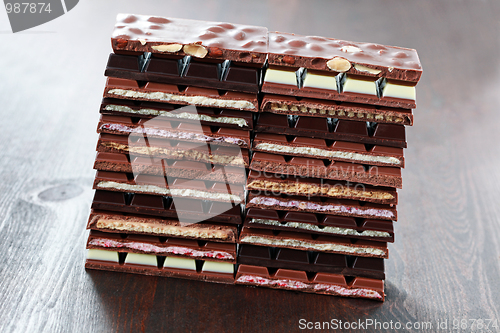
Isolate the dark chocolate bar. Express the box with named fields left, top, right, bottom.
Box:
left=97, top=115, right=250, bottom=148
left=94, top=152, right=246, bottom=184
left=267, top=31, right=421, bottom=82
left=105, top=53, right=261, bottom=93
left=238, top=244, right=385, bottom=279
left=246, top=170, right=397, bottom=205
left=96, top=134, right=250, bottom=167
left=112, top=14, right=268, bottom=64
left=86, top=250, right=235, bottom=284
left=255, top=113, right=406, bottom=148
left=250, top=152, right=403, bottom=188
left=261, top=94, right=413, bottom=126
left=239, top=227, right=388, bottom=258
left=91, top=190, right=242, bottom=224
left=244, top=207, right=394, bottom=242
left=88, top=209, right=238, bottom=242
left=100, top=98, right=254, bottom=129
left=93, top=170, right=245, bottom=203
left=247, top=192, right=396, bottom=220
left=235, top=264, right=384, bottom=301
left=253, top=133, right=404, bottom=167
left=103, top=77, right=259, bottom=112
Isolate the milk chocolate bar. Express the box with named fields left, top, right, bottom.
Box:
left=253, top=133, right=404, bottom=167
left=267, top=31, right=421, bottom=82
left=94, top=152, right=246, bottom=184
left=88, top=210, right=238, bottom=241
left=235, top=264, right=384, bottom=301
left=238, top=244, right=385, bottom=279
left=93, top=170, right=245, bottom=203
left=245, top=207, right=394, bottom=242
left=112, top=14, right=268, bottom=64
left=255, top=113, right=406, bottom=148
left=97, top=115, right=250, bottom=148
left=88, top=230, right=237, bottom=262
left=246, top=170, right=397, bottom=204
left=250, top=152, right=403, bottom=188
left=86, top=249, right=235, bottom=284
left=239, top=227, right=388, bottom=258
left=105, top=53, right=261, bottom=93
left=104, top=77, right=259, bottom=111
left=262, top=94, right=413, bottom=126
left=91, top=190, right=242, bottom=224
left=101, top=98, right=254, bottom=129
left=247, top=192, right=396, bottom=220
left=97, top=134, right=250, bottom=167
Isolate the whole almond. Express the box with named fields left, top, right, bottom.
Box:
left=282, top=55, right=295, bottom=65
left=116, top=38, right=128, bottom=48
left=209, top=47, right=223, bottom=57
left=152, top=44, right=183, bottom=53
left=183, top=44, right=208, bottom=58
left=326, top=57, right=351, bottom=72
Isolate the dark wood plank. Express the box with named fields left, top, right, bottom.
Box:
left=0, top=1, right=499, bottom=332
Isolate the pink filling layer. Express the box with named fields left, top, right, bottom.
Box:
left=101, top=123, right=245, bottom=146
left=89, top=238, right=234, bottom=260
left=249, top=197, right=394, bottom=219
left=237, top=275, right=382, bottom=300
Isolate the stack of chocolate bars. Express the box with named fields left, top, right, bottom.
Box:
left=85, top=14, right=268, bottom=283
left=85, top=14, right=421, bottom=302
left=235, top=32, right=420, bottom=301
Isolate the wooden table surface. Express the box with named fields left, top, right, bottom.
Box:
left=1, top=1, right=499, bottom=332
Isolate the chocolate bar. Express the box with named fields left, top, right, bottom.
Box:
left=261, top=94, right=413, bottom=126
left=91, top=190, right=242, bottom=224
left=93, top=170, right=245, bottom=203
left=238, top=244, right=385, bottom=279
left=246, top=170, right=397, bottom=204
left=97, top=134, right=250, bottom=167
left=94, top=152, right=246, bottom=183
left=239, top=227, right=388, bottom=258
left=97, top=115, right=251, bottom=148
left=245, top=207, right=394, bottom=242
left=235, top=264, right=384, bottom=301
left=101, top=98, right=254, bottom=129
left=255, top=113, right=406, bottom=148
left=112, top=14, right=268, bottom=64
left=105, top=53, right=261, bottom=93
left=88, top=210, right=238, bottom=242
left=250, top=152, right=403, bottom=188
left=262, top=70, right=416, bottom=109
left=267, top=31, right=421, bottom=82
left=247, top=192, right=396, bottom=220
left=104, top=78, right=259, bottom=112
left=88, top=230, right=237, bottom=262
left=253, top=133, right=404, bottom=167
left=86, top=248, right=235, bottom=284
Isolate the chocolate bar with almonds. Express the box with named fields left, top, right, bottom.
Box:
left=111, top=14, right=268, bottom=64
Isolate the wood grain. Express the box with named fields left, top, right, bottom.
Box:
left=0, top=0, right=499, bottom=332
